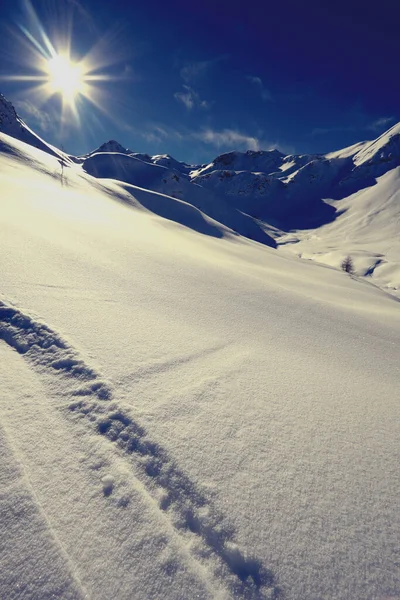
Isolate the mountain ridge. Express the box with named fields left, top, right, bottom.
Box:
left=0, top=93, right=68, bottom=161
left=1, top=92, right=399, bottom=294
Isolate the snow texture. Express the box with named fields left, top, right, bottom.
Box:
left=0, top=299, right=280, bottom=599
left=0, top=94, right=399, bottom=600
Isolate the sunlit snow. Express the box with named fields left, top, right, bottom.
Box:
left=0, top=94, right=399, bottom=600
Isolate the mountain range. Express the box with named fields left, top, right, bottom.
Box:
left=1, top=91, right=399, bottom=296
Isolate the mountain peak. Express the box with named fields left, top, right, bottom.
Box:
left=353, top=121, right=400, bottom=171
left=0, top=92, right=65, bottom=160
left=0, top=93, right=20, bottom=131
left=92, top=140, right=132, bottom=155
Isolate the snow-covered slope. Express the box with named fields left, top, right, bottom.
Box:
left=0, top=98, right=399, bottom=600
left=82, top=150, right=275, bottom=246
left=274, top=127, right=400, bottom=296
left=278, top=165, right=400, bottom=295
left=1, top=93, right=399, bottom=294
left=82, top=130, right=400, bottom=239
left=152, top=153, right=194, bottom=174
left=191, top=136, right=400, bottom=230
left=0, top=93, right=68, bottom=161
left=191, top=149, right=285, bottom=177
left=353, top=122, right=400, bottom=169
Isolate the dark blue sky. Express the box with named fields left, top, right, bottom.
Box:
left=0, top=0, right=399, bottom=163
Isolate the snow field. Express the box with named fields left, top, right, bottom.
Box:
left=0, top=120, right=399, bottom=600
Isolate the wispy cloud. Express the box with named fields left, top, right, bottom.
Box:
left=246, top=75, right=272, bottom=101
left=180, top=55, right=229, bottom=84
left=134, top=124, right=265, bottom=151
left=139, top=125, right=184, bottom=144
left=191, top=128, right=293, bottom=154
left=174, top=55, right=229, bottom=111
left=129, top=122, right=290, bottom=156
left=193, top=128, right=264, bottom=151
left=366, top=116, right=394, bottom=132
left=181, top=61, right=210, bottom=84
left=174, top=85, right=210, bottom=111
left=14, top=100, right=57, bottom=134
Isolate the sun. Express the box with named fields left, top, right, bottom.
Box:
left=47, top=54, right=84, bottom=101
left=0, top=0, right=129, bottom=132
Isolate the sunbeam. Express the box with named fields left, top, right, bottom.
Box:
left=0, top=0, right=128, bottom=136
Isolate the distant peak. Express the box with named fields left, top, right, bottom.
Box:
left=380, top=120, right=400, bottom=140
left=214, top=151, right=237, bottom=165
left=353, top=121, right=400, bottom=169
left=245, top=148, right=283, bottom=156
left=93, top=140, right=131, bottom=154
left=213, top=148, right=284, bottom=166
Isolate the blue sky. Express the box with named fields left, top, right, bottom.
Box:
left=0, top=0, right=399, bottom=163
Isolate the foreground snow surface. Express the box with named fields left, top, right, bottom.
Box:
left=0, top=136, right=399, bottom=600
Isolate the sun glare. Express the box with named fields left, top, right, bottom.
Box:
left=0, top=0, right=127, bottom=134
left=47, top=55, right=84, bottom=100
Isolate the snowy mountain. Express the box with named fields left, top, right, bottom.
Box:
left=0, top=93, right=67, bottom=161
left=279, top=164, right=400, bottom=293
left=82, top=150, right=275, bottom=246
left=1, top=93, right=399, bottom=294
left=81, top=122, right=400, bottom=237
left=191, top=148, right=285, bottom=177
left=88, top=139, right=133, bottom=155
left=191, top=135, right=400, bottom=228
left=0, top=93, right=399, bottom=600
left=80, top=119, right=400, bottom=293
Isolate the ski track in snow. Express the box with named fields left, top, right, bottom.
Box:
left=0, top=299, right=282, bottom=600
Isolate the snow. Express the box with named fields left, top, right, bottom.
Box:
left=279, top=166, right=400, bottom=296
left=91, top=140, right=133, bottom=155
left=81, top=148, right=275, bottom=245
left=353, top=122, right=400, bottom=168
left=0, top=99, right=399, bottom=600
left=0, top=93, right=67, bottom=161
left=75, top=118, right=400, bottom=286
left=193, top=150, right=285, bottom=178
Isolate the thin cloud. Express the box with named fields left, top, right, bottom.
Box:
left=174, top=85, right=210, bottom=111
left=14, top=99, right=56, bottom=134
left=247, top=76, right=263, bottom=86
left=193, top=128, right=262, bottom=151
left=246, top=75, right=272, bottom=101
left=180, top=55, right=229, bottom=84
left=129, top=121, right=289, bottom=155
left=181, top=61, right=209, bottom=84
left=191, top=128, right=292, bottom=154
left=139, top=129, right=167, bottom=144
left=174, top=55, right=228, bottom=111
left=139, top=124, right=184, bottom=145
left=366, top=116, right=394, bottom=132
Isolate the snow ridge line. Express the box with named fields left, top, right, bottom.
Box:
left=0, top=300, right=282, bottom=599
